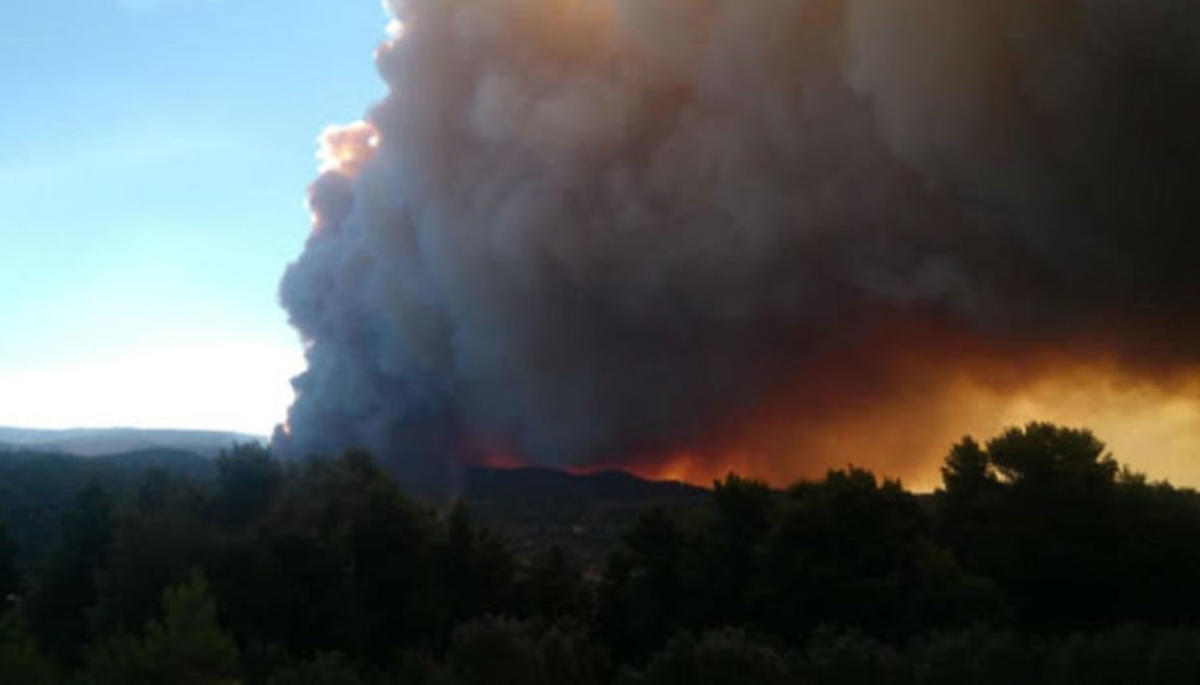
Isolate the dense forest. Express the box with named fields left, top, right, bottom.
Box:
left=4, top=422, right=1200, bottom=683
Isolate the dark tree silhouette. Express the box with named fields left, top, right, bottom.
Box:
left=93, top=469, right=213, bottom=637
left=0, top=520, right=18, bottom=605
left=512, top=544, right=587, bottom=620
left=763, top=467, right=1000, bottom=640
left=215, top=442, right=281, bottom=526
left=26, top=483, right=114, bottom=664
left=598, top=507, right=687, bottom=660
left=439, top=501, right=514, bottom=629
left=82, top=571, right=238, bottom=685
left=617, top=628, right=792, bottom=685
left=935, top=422, right=1200, bottom=630
left=3, top=425, right=1200, bottom=681
left=690, top=475, right=775, bottom=628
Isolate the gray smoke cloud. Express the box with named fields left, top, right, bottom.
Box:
left=274, top=0, right=1200, bottom=488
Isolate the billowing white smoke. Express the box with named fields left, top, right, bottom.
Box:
left=275, top=0, right=1200, bottom=488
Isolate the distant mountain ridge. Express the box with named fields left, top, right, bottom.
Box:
left=0, top=426, right=262, bottom=458
left=461, top=465, right=705, bottom=502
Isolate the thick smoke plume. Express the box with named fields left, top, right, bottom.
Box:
left=275, top=0, right=1200, bottom=489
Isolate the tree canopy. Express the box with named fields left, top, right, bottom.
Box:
left=1, top=424, right=1200, bottom=682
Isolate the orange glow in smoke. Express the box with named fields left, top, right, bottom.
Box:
left=465, top=316, right=1200, bottom=491
left=560, top=370, right=1200, bottom=491
left=474, top=448, right=528, bottom=471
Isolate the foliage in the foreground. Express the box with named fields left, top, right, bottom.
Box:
left=80, top=571, right=239, bottom=685
left=0, top=423, right=1199, bottom=682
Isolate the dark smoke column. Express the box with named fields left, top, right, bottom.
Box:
left=274, top=0, right=1200, bottom=490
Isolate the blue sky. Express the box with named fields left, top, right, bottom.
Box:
left=0, top=0, right=387, bottom=434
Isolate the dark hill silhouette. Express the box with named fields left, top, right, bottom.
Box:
left=460, top=466, right=709, bottom=569
left=462, top=466, right=706, bottom=503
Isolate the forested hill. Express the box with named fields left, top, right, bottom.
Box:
left=0, top=449, right=704, bottom=574
left=0, top=427, right=260, bottom=458
left=5, top=425, right=1200, bottom=682
left=462, top=466, right=705, bottom=503
left=460, top=466, right=709, bottom=568
left=0, top=448, right=216, bottom=570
